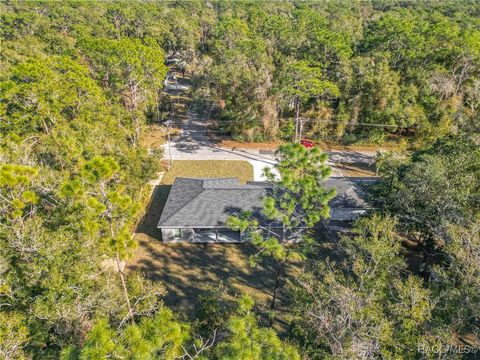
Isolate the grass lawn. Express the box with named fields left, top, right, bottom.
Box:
left=130, top=159, right=341, bottom=333
left=131, top=159, right=272, bottom=321
left=129, top=240, right=278, bottom=318
left=161, top=160, right=254, bottom=184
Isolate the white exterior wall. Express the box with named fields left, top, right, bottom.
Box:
left=329, top=208, right=369, bottom=221
left=160, top=228, right=241, bottom=243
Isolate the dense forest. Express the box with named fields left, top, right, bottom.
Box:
left=1, top=1, right=479, bottom=359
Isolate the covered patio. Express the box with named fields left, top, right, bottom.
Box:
left=192, top=228, right=242, bottom=243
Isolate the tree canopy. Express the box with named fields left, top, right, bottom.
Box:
left=1, top=1, right=479, bottom=358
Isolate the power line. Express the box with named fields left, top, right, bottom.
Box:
left=301, top=119, right=420, bottom=128
left=303, top=117, right=407, bottom=126
left=166, top=118, right=422, bottom=129
left=165, top=131, right=399, bottom=141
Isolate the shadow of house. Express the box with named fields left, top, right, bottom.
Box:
left=136, top=185, right=171, bottom=239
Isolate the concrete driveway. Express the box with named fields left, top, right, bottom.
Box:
left=161, top=100, right=280, bottom=180
left=161, top=75, right=375, bottom=180
left=160, top=107, right=377, bottom=179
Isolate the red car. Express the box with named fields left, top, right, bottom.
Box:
left=300, top=139, right=315, bottom=149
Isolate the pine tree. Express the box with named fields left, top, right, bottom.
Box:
left=214, top=295, right=300, bottom=360
left=62, top=156, right=138, bottom=324
left=229, top=143, right=335, bottom=317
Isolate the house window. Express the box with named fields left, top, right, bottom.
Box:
left=173, top=229, right=182, bottom=238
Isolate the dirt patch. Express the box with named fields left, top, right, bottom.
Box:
left=400, top=237, right=424, bottom=274
left=132, top=218, right=337, bottom=330
left=140, top=125, right=181, bottom=149
left=218, top=139, right=404, bottom=153
left=334, top=162, right=377, bottom=177
left=317, top=140, right=404, bottom=152
left=219, top=140, right=281, bottom=150
left=129, top=239, right=280, bottom=318
left=130, top=227, right=312, bottom=333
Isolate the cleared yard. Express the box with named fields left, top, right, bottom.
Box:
left=131, top=159, right=271, bottom=318
left=132, top=219, right=334, bottom=331
left=129, top=240, right=278, bottom=317
left=161, top=160, right=254, bottom=184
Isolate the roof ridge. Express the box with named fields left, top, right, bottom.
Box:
left=174, top=177, right=205, bottom=181
left=175, top=177, right=238, bottom=180
left=158, top=189, right=206, bottom=226
left=157, top=179, right=205, bottom=226
left=201, top=178, right=240, bottom=189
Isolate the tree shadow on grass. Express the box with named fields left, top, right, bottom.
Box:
left=131, top=183, right=344, bottom=335
left=129, top=240, right=277, bottom=320
left=132, top=184, right=278, bottom=319
left=135, top=185, right=171, bottom=240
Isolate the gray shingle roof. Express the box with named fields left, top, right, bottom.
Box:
left=157, top=178, right=268, bottom=227
left=157, top=177, right=376, bottom=228
left=325, top=177, right=376, bottom=209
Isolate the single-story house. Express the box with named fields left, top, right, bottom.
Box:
left=325, top=177, right=376, bottom=221
left=157, top=177, right=375, bottom=243
left=157, top=178, right=268, bottom=243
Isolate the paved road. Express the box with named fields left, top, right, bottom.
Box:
left=162, top=106, right=280, bottom=180
left=328, top=150, right=376, bottom=165
left=161, top=76, right=376, bottom=180
left=161, top=106, right=377, bottom=179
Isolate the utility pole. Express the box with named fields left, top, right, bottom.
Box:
left=298, top=117, right=305, bottom=142
left=294, top=97, right=301, bottom=143
left=294, top=117, right=298, bottom=143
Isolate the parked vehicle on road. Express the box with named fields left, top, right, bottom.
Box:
left=300, top=139, right=315, bottom=149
